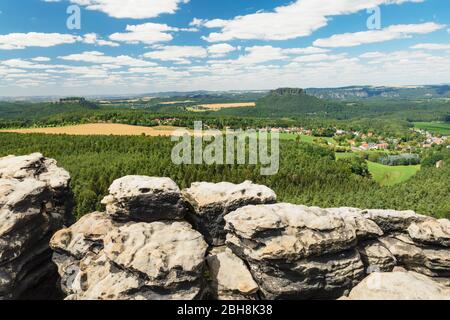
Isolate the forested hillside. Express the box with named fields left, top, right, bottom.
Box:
left=0, top=133, right=448, bottom=219
left=0, top=101, right=99, bottom=120
left=217, top=88, right=449, bottom=121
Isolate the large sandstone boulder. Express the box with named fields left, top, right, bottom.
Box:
left=101, top=176, right=188, bottom=223
left=346, top=271, right=450, bottom=300
left=206, top=247, right=259, bottom=300
left=182, top=181, right=276, bottom=246
left=104, top=222, right=207, bottom=293
left=224, top=204, right=365, bottom=299
left=0, top=153, right=73, bottom=300
left=51, top=210, right=209, bottom=300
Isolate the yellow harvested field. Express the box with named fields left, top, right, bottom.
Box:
left=1, top=124, right=200, bottom=137
left=160, top=100, right=195, bottom=105
left=197, top=102, right=256, bottom=110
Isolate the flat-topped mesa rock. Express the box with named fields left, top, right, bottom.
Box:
left=101, top=176, right=188, bottom=223
left=0, top=153, right=73, bottom=300
left=51, top=176, right=209, bottom=300
left=182, top=181, right=276, bottom=246
left=224, top=203, right=366, bottom=300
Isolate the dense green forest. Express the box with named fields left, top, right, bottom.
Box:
left=0, top=133, right=448, bottom=219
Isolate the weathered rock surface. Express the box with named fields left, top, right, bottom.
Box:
left=326, top=207, right=383, bottom=240
left=183, top=181, right=276, bottom=246
left=346, top=271, right=450, bottom=300
left=0, top=153, right=73, bottom=300
left=104, top=222, right=207, bottom=290
left=379, top=234, right=450, bottom=278
left=206, top=247, right=259, bottom=300
left=225, top=204, right=358, bottom=261
left=363, top=209, right=429, bottom=233
left=224, top=204, right=365, bottom=299
left=51, top=200, right=209, bottom=300
left=101, top=176, right=187, bottom=223
left=358, top=241, right=397, bottom=273
left=407, top=219, right=450, bottom=247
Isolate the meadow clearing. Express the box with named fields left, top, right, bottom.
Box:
left=414, top=122, right=450, bottom=135
left=367, top=161, right=421, bottom=186
left=335, top=152, right=421, bottom=186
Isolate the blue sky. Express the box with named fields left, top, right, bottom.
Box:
left=0, top=0, right=449, bottom=96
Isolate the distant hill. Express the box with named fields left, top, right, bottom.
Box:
left=218, top=87, right=340, bottom=117
left=0, top=99, right=99, bottom=121
left=217, top=87, right=449, bottom=121
left=306, top=85, right=450, bottom=100
left=255, top=88, right=338, bottom=116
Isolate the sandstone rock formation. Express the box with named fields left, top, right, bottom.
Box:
left=51, top=177, right=208, bottom=300
left=0, top=153, right=73, bottom=300
left=379, top=234, right=450, bottom=281
left=407, top=219, right=450, bottom=247
left=346, top=271, right=450, bottom=300
left=224, top=204, right=366, bottom=299
left=363, top=209, right=429, bottom=233
left=326, top=207, right=383, bottom=240
left=206, top=247, right=259, bottom=300
left=182, top=181, right=276, bottom=246
left=101, top=176, right=188, bottom=222
left=357, top=241, right=397, bottom=273
left=2, top=155, right=449, bottom=301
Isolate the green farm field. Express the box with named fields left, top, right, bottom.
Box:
left=336, top=153, right=421, bottom=186
left=414, top=122, right=450, bottom=135
left=367, top=161, right=421, bottom=186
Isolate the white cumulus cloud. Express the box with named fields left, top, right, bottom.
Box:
left=59, top=51, right=157, bottom=67
left=207, top=43, right=236, bottom=58
left=45, top=0, right=189, bottom=19
left=411, top=43, right=450, bottom=50
left=109, top=23, right=180, bottom=45
left=144, top=46, right=208, bottom=64
left=314, top=23, right=444, bottom=48
left=0, top=32, right=79, bottom=50
left=82, top=33, right=119, bottom=47
left=198, top=0, right=425, bottom=42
